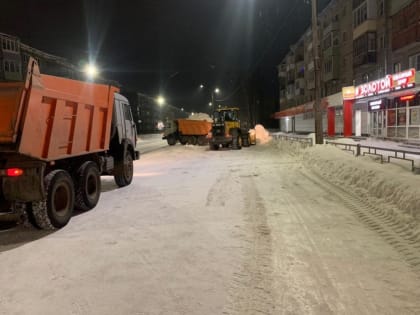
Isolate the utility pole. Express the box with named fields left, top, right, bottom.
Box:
left=311, top=0, right=323, bottom=144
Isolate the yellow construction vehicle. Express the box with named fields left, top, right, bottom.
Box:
left=208, top=107, right=255, bottom=150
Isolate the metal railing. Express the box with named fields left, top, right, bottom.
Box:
left=326, top=141, right=420, bottom=173
left=272, top=134, right=313, bottom=148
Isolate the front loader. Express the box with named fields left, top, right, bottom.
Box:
left=208, top=107, right=253, bottom=150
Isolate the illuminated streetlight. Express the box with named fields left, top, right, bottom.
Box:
left=209, top=102, right=212, bottom=106
left=156, top=95, right=165, bottom=106
left=199, top=84, right=205, bottom=89
left=211, top=87, right=220, bottom=108
left=84, top=63, right=98, bottom=80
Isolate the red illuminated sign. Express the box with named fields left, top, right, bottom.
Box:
left=393, top=69, right=416, bottom=90
left=354, top=69, right=416, bottom=99
left=400, top=95, right=415, bottom=101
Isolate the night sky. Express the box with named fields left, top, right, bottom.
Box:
left=1, top=0, right=329, bottom=122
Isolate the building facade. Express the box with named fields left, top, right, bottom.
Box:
left=0, top=32, right=77, bottom=82
left=276, top=0, right=420, bottom=141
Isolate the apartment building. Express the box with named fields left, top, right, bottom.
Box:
left=390, top=0, right=420, bottom=72
left=0, top=32, right=77, bottom=82
left=276, top=0, right=420, bottom=141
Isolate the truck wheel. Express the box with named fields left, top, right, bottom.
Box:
left=167, top=134, right=176, bottom=145
left=188, top=136, right=197, bottom=145
left=232, top=130, right=242, bottom=150
left=75, top=161, right=101, bottom=211
left=209, top=143, right=219, bottom=150
left=114, top=150, right=134, bottom=187
left=197, top=136, right=206, bottom=146
left=30, top=170, right=75, bottom=230
left=179, top=136, right=188, bottom=145
left=242, top=134, right=250, bottom=147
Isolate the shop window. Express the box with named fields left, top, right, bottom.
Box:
left=398, top=108, right=406, bottom=126
left=410, top=108, right=420, bottom=125
left=388, top=109, right=396, bottom=126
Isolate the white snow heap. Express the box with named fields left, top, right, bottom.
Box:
left=275, top=140, right=420, bottom=231
left=254, top=124, right=272, bottom=144
left=188, top=112, right=213, bottom=122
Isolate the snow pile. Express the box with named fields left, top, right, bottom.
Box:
left=302, top=144, right=420, bottom=227
left=188, top=112, right=213, bottom=122
left=254, top=124, right=272, bottom=144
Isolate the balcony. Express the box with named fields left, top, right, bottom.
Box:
left=353, top=52, right=377, bottom=66
left=353, top=20, right=377, bottom=40
left=323, top=20, right=339, bottom=37
left=307, top=61, right=314, bottom=71
left=307, top=79, right=315, bottom=90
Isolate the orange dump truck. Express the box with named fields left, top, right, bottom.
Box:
left=0, top=58, right=139, bottom=229
left=162, top=119, right=212, bottom=145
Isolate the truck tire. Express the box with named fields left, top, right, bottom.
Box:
left=197, top=136, right=206, bottom=146
left=179, top=136, right=188, bottom=145
left=232, top=130, right=242, bottom=150
left=167, top=134, right=177, bottom=145
left=30, top=170, right=75, bottom=230
left=209, top=143, right=219, bottom=150
left=75, top=161, right=101, bottom=211
left=188, top=136, right=197, bottom=145
left=242, top=134, right=250, bottom=147
left=114, top=150, right=134, bottom=187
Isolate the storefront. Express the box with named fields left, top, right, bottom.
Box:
left=340, top=68, right=420, bottom=140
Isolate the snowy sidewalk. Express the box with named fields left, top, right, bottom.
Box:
left=271, top=131, right=420, bottom=171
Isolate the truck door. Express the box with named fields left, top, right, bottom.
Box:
left=114, top=94, right=137, bottom=147
left=121, top=101, right=137, bottom=146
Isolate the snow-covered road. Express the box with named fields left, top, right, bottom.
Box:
left=1, top=137, right=420, bottom=314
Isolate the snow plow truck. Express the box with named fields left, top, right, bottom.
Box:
left=0, top=58, right=139, bottom=229
left=163, top=119, right=212, bottom=146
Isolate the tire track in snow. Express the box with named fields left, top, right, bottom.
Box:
left=213, top=172, right=276, bottom=315
left=301, top=168, right=420, bottom=273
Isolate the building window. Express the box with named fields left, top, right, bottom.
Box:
left=379, top=0, right=384, bottom=16
left=1, top=38, right=18, bottom=52
left=324, top=57, right=333, bottom=74
left=394, top=62, right=401, bottom=73
left=353, top=2, right=368, bottom=28
left=10, top=62, right=15, bottom=72
left=4, top=60, right=9, bottom=72
left=353, top=32, right=377, bottom=65
left=409, top=53, right=420, bottom=71
left=342, top=31, right=347, bottom=42
left=323, top=33, right=332, bottom=50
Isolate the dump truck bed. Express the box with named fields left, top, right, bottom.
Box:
left=0, top=59, right=119, bottom=161
left=177, top=119, right=212, bottom=136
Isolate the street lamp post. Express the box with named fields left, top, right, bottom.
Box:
left=311, top=0, right=323, bottom=144
left=210, top=87, right=220, bottom=111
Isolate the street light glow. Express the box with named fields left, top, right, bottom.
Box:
left=199, top=84, right=204, bottom=89
left=156, top=96, right=165, bottom=106
left=214, top=88, right=220, bottom=94
left=84, top=63, right=98, bottom=79
left=209, top=102, right=212, bottom=106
